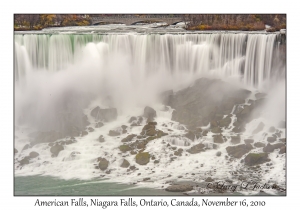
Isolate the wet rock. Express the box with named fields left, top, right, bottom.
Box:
left=143, top=177, right=151, bottom=181
left=184, top=130, right=200, bottom=141
left=19, top=157, right=30, bottom=165
left=120, top=159, right=130, bottom=168
left=226, top=144, right=253, bottom=158
left=213, top=134, right=224, bottom=144
left=108, top=130, right=120, bottom=136
left=98, top=135, right=105, bottom=142
left=50, top=144, right=64, bottom=157
left=98, top=158, right=109, bottom=171
left=143, top=106, right=157, bottom=122
left=174, top=148, right=183, bottom=156
left=129, top=165, right=136, bottom=170
left=14, top=148, right=18, bottom=154
left=211, top=126, right=222, bottom=134
left=279, top=138, right=286, bottom=143
left=244, top=139, right=254, bottom=144
left=130, top=151, right=137, bottom=155
left=22, top=144, right=31, bottom=151
left=252, top=122, right=265, bottom=134
left=91, top=106, right=117, bottom=122
left=135, top=152, right=150, bottom=165
left=154, top=160, right=159, bottom=164
left=29, top=151, right=39, bottom=158
left=121, top=134, right=137, bottom=142
left=165, top=184, right=193, bottom=192
left=244, top=153, right=270, bottom=166
left=269, top=126, right=276, bottom=133
left=81, top=130, right=88, bottom=136
left=255, top=93, right=267, bottom=99
left=129, top=116, right=137, bottom=123
left=267, top=137, right=276, bottom=143
left=219, top=115, right=232, bottom=127
left=205, top=177, right=214, bottom=182
left=254, top=142, right=265, bottom=148
left=231, top=135, right=241, bottom=144
left=95, top=122, right=104, bottom=128
left=119, top=145, right=132, bottom=153
left=263, top=143, right=285, bottom=153
left=279, top=146, right=286, bottom=154
left=187, top=143, right=205, bottom=154
left=157, top=130, right=168, bottom=138
left=88, top=127, right=94, bottom=132
left=141, top=122, right=157, bottom=136
left=216, top=151, right=222, bottom=156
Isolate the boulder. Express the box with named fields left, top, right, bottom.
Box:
left=252, top=122, right=265, bottom=134
left=231, top=135, right=241, bottom=144
left=219, top=115, right=232, bottom=127
left=213, top=135, right=224, bottom=144
left=279, top=146, right=286, bottom=154
left=165, top=184, right=193, bottom=192
left=269, top=126, right=276, bottom=133
left=187, top=143, right=205, bottom=154
left=29, top=151, right=39, bottom=158
left=108, top=130, right=120, bottom=136
left=14, top=148, right=18, bottom=154
left=211, top=126, right=222, bottom=134
left=121, top=134, right=137, bottom=142
left=120, top=159, right=130, bottom=168
left=95, top=122, right=104, bottom=128
left=174, top=148, right=183, bottom=156
left=267, top=137, right=276, bottom=143
left=254, top=142, right=265, bottom=148
left=50, top=144, right=64, bottom=157
left=255, top=93, right=267, bottom=99
left=244, top=139, right=254, bottom=144
left=119, top=145, right=132, bottom=153
left=128, top=116, right=137, bottom=123
left=88, top=127, right=94, bottom=132
left=185, top=130, right=201, bottom=141
left=135, top=152, right=150, bottom=165
left=81, top=131, right=88, bottom=136
left=143, top=106, right=157, bottom=122
left=19, top=157, right=30, bottom=165
left=98, top=158, right=109, bottom=171
left=263, top=143, right=285, bottom=153
left=91, top=106, right=117, bottom=122
left=205, top=177, right=214, bottom=182
left=226, top=144, right=253, bottom=158
left=244, top=153, right=270, bottom=166
left=140, top=123, right=157, bottom=136
left=216, top=151, right=222, bottom=156
left=98, top=135, right=105, bottom=142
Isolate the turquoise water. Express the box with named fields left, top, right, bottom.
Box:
left=14, top=176, right=182, bottom=196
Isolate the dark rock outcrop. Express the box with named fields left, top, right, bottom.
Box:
left=226, top=144, right=253, bottom=158
left=91, top=106, right=117, bottom=122
left=121, top=134, right=137, bottom=142
left=120, top=159, right=130, bottom=168
left=29, top=151, right=39, bottom=158
left=263, top=143, right=285, bottom=153
left=244, top=153, right=270, bottom=166
left=98, top=158, right=109, bottom=171
left=187, top=143, right=205, bottom=154
left=50, top=144, right=64, bottom=157
left=170, top=78, right=251, bottom=129
left=143, top=106, right=157, bottom=122
left=165, top=184, right=193, bottom=192
left=254, top=142, right=265, bottom=148
left=135, top=152, right=150, bottom=165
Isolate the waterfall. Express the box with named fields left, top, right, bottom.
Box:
left=14, top=33, right=284, bottom=88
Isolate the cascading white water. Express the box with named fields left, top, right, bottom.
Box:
left=14, top=30, right=286, bottom=194
left=15, top=33, right=283, bottom=86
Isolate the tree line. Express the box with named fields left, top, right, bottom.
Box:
left=181, top=14, right=286, bottom=31
left=14, top=14, right=286, bottom=31
left=14, top=14, right=90, bottom=30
